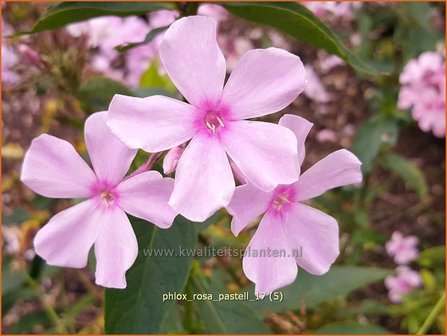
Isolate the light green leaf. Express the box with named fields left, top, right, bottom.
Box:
left=380, top=152, right=428, bottom=198
left=19, top=2, right=174, bottom=34
left=247, top=266, right=392, bottom=313
left=139, top=60, right=176, bottom=93
left=104, top=216, right=197, bottom=334
left=224, top=2, right=382, bottom=75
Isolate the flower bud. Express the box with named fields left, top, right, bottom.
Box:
left=163, top=146, right=184, bottom=174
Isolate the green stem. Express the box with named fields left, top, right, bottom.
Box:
left=417, top=292, right=445, bottom=335
left=24, top=272, right=69, bottom=334
left=184, top=282, right=194, bottom=333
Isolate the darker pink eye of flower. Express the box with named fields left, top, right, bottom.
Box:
left=100, top=190, right=116, bottom=208
left=204, top=110, right=225, bottom=132
left=269, top=185, right=297, bottom=213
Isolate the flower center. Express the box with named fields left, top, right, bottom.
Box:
left=204, top=111, right=225, bottom=133
left=100, top=190, right=115, bottom=208
left=272, top=193, right=290, bottom=211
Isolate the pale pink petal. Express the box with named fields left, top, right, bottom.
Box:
left=296, top=149, right=362, bottom=201
left=279, top=114, right=313, bottom=166
left=285, top=203, right=339, bottom=275
left=221, top=121, right=300, bottom=191
left=107, top=94, right=197, bottom=152
left=34, top=199, right=101, bottom=268
left=169, top=134, right=235, bottom=222
left=117, top=171, right=177, bottom=229
left=221, top=48, right=305, bottom=119
left=226, top=183, right=272, bottom=236
left=94, top=207, right=138, bottom=289
left=159, top=16, right=225, bottom=107
left=21, top=134, right=96, bottom=198
left=85, top=111, right=137, bottom=185
left=243, top=211, right=298, bottom=294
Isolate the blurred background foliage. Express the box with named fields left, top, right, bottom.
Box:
left=2, top=1, right=445, bottom=334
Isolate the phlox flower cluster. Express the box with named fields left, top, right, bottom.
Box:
left=385, top=231, right=422, bottom=303
left=22, top=16, right=362, bottom=292
left=398, top=51, right=446, bottom=138
left=303, top=1, right=362, bottom=21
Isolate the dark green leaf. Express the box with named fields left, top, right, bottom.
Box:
left=131, top=87, right=177, bottom=99
left=380, top=153, right=428, bottom=198
left=104, top=216, right=197, bottom=334
left=247, top=266, right=392, bottom=313
left=315, top=321, right=391, bottom=334
left=19, top=2, right=174, bottom=34
left=77, top=77, right=132, bottom=113
left=351, top=116, right=398, bottom=174
left=224, top=2, right=382, bottom=75
left=190, top=268, right=270, bottom=334
left=115, top=26, right=168, bottom=52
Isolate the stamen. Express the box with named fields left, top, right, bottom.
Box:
left=100, top=191, right=115, bottom=208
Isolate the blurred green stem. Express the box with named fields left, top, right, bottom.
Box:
left=24, top=272, right=68, bottom=334
left=184, top=282, right=194, bottom=332
left=417, top=291, right=445, bottom=335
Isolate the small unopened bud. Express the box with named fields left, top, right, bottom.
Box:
left=163, top=146, right=184, bottom=174
left=18, top=44, right=41, bottom=67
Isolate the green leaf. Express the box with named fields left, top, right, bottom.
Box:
left=104, top=216, right=197, bottom=334
left=77, top=76, right=132, bottom=113
left=351, top=116, right=398, bottom=174
left=19, top=2, right=174, bottom=34
left=419, top=246, right=446, bottom=268
left=223, top=2, right=381, bottom=75
left=247, top=266, right=392, bottom=313
left=380, top=153, right=428, bottom=198
left=190, top=268, right=270, bottom=334
left=315, top=321, right=391, bottom=334
left=139, top=60, right=176, bottom=93
left=116, top=26, right=168, bottom=52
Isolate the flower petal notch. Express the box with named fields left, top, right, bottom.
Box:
left=227, top=114, right=362, bottom=293
left=22, top=112, right=178, bottom=288
left=107, top=16, right=305, bottom=222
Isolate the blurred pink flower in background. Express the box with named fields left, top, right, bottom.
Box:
left=227, top=115, right=362, bottom=293
left=398, top=51, right=446, bottom=138
left=108, top=16, right=305, bottom=222
left=318, top=51, right=344, bottom=73
left=66, top=5, right=235, bottom=86
left=386, top=231, right=419, bottom=265
left=198, top=3, right=229, bottom=21
left=2, top=19, right=20, bottom=85
left=21, top=112, right=177, bottom=288
left=385, top=266, right=422, bottom=303
left=303, top=65, right=331, bottom=103
left=67, top=11, right=178, bottom=86
left=316, top=128, right=338, bottom=142
left=303, top=1, right=362, bottom=21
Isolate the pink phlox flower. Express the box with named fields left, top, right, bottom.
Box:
left=21, top=112, right=177, bottom=288
left=226, top=114, right=362, bottom=293
left=108, top=16, right=306, bottom=222
left=398, top=51, right=446, bottom=138
left=385, top=231, right=419, bottom=265
left=385, top=266, right=422, bottom=303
